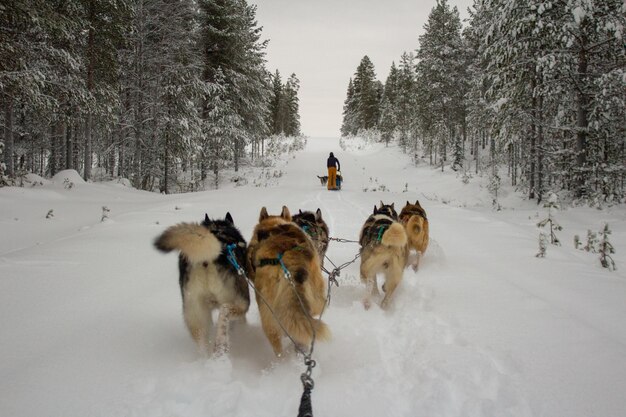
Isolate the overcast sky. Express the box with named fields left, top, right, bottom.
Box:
left=254, top=0, right=474, bottom=138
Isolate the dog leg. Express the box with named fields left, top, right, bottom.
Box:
left=214, top=304, right=232, bottom=355
left=183, top=296, right=212, bottom=354
left=258, top=301, right=283, bottom=356
left=380, top=263, right=403, bottom=310
left=408, top=250, right=420, bottom=272
left=362, top=274, right=379, bottom=310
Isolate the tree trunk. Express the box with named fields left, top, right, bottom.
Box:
left=3, top=95, right=14, bottom=177
left=529, top=76, right=536, bottom=200
left=65, top=121, right=73, bottom=170
left=575, top=39, right=588, bottom=197
left=537, top=91, right=544, bottom=204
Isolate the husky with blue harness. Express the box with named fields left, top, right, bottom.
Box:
left=247, top=206, right=330, bottom=356
left=359, top=202, right=408, bottom=310
left=154, top=213, right=249, bottom=355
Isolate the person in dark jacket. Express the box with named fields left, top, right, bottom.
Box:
left=327, top=152, right=340, bottom=190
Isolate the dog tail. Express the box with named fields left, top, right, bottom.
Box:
left=275, top=282, right=331, bottom=347
left=407, top=215, right=424, bottom=234
left=154, top=223, right=221, bottom=264
left=381, top=222, right=407, bottom=247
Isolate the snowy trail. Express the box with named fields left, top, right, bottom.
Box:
left=1, top=137, right=626, bottom=417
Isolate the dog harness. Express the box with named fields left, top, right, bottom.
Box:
left=257, top=246, right=308, bottom=280
left=225, top=243, right=245, bottom=275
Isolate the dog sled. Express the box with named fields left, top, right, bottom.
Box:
left=336, top=171, right=342, bottom=190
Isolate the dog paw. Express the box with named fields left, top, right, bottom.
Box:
left=411, top=263, right=419, bottom=272
left=363, top=298, right=372, bottom=310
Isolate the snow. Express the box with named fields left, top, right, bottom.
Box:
left=572, top=6, right=586, bottom=25
left=1, top=137, right=626, bottom=417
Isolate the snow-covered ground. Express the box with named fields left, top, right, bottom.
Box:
left=1, top=137, right=625, bottom=417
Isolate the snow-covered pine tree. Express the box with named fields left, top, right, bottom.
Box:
left=283, top=74, right=301, bottom=137
left=537, top=192, right=562, bottom=245
left=199, top=0, right=270, bottom=172
left=1, top=1, right=89, bottom=180
left=351, top=56, right=381, bottom=133
left=80, top=0, right=132, bottom=181
left=378, top=62, right=399, bottom=147
left=396, top=52, right=418, bottom=155
left=540, top=0, right=626, bottom=200
left=598, top=223, right=616, bottom=271
left=415, top=0, right=467, bottom=170
left=340, top=78, right=358, bottom=137
left=202, top=69, right=244, bottom=189
left=149, top=0, right=209, bottom=194
left=268, top=70, right=285, bottom=135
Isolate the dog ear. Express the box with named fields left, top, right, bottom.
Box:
left=281, top=205, right=291, bottom=221
left=391, top=202, right=395, bottom=210
left=407, top=200, right=410, bottom=206
left=259, top=207, right=269, bottom=221
left=373, top=205, right=377, bottom=214
left=379, top=200, right=384, bottom=208
left=225, top=212, right=234, bottom=225
left=203, top=213, right=211, bottom=225
left=299, top=209, right=303, bottom=214
left=315, top=208, right=323, bottom=221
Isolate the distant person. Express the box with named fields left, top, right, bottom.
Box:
left=327, top=152, right=340, bottom=190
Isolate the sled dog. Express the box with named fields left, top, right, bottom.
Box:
left=317, top=175, right=329, bottom=186
left=247, top=206, right=330, bottom=356
left=359, top=202, right=408, bottom=310
left=154, top=213, right=249, bottom=354
left=292, top=208, right=330, bottom=265
left=399, top=200, right=429, bottom=271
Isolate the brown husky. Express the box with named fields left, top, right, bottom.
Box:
left=247, top=206, right=330, bottom=356
left=359, top=202, right=408, bottom=310
left=154, top=213, right=249, bottom=355
left=399, top=200, right=429, bottom=271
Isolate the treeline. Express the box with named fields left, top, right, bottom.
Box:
left=0, top=0, right=300, bottom=192
left=341, top=0, right=625, bottom=203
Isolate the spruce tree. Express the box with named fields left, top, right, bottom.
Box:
left=199, top=0, right=270, bottom=172
left=379, top=62, right=399, bottom=146
left=340, top=78, right=358, bottom=136
left=537, top=192, right=562, bottom=245
left=416, top=0, right=466, bottom=169
left=598, top=223, right=616, bottom=271
left=283, top=73, right=301, bottom=137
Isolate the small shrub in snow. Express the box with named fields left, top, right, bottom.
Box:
left=574, top=235, right=582, bottom=250
left=461, top=170, right=472, bottom=184
left=46, top=209, right=54, bottom=219
left=63, top=178, right=74, bottom=189
left=536, top=231, right=548, bottom=258
left=584, top=229, right=598, bottom=253
left=403, top=183, right=408, bottom=193
left=488, top=170, right=501, bottom=211
left=101, top=206, right=110, bottom=222
left=537, top=192, right=562, bottom=245
left=598, top=223, right=616, bottom=271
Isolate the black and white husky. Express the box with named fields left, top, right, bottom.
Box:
left=154, top=213, right=249, bottom=355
